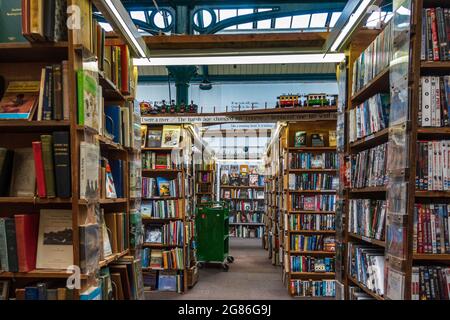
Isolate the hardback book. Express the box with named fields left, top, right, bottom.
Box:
left=9, top=148, right=36, bottom=197
left=14, top=214, right=39, bottom=272
left=240, top=164, right=249, bottom=175
left=40, top=135, right=56, bottom=198
left=110, top=159, right=123, bottom=198
left=158, top=271, right=178, bottom=292
left=120, top=107, right=130, bottom=147
left=100, top=210, right=113, bottom=259
left=28, top=0, right=45, bottom=41
left=294, top=131, right=307, bottom=147
left=105, top=161, right=117, bottom=199
left=147, top=130, right=162, bottom=148
left=0, top=0, right=27, bottom=43
left=156, top=177, right=171, bottom=197
left=77, top=69, right=100, bottom=132
left=104, top=214, right=118, bottom=254
left=79, top=223, right=100, bottom=274
left=52, top=131, right=71, bottom=198
left=0, top=218, right=19, bottom=272
left=161, top=125, right=181, bottom=148
left=141, top=125, right=147, bottom=148
left=105, top=105, right=122, bottom=144
left=0, top=281, right=9, bottom=300
left=249, top=174, right=259, bottom=186
left=311, top=133, right=325, bottom=147
left=0, top=148, right=14, bottom=196
left=155, top=153, right=169, bottom=169
left=149, top=250, right=163, bottom=269
left=329, top=130, right=337, bottom=147
left=36, top=209, right=73, bottom=269
left=32, top=142, right=46, bottom=198
left=79, top=142, right=100, bottom=200
left=0, top=81, right=39, bottom=119
left=79, top=286, right=101, bottom=300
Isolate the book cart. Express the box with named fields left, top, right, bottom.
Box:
left=139, top=124, right=196, bottom=293
left=0, top=0, right=144, bottom=300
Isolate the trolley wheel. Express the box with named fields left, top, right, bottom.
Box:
left=227, top=256, right=234, bottom=263
left=197, top=262, right=204, bottom=269
left=222, top=263, right=229, bottom=271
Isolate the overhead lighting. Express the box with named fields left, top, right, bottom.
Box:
left=330, top=0, right=373, bottom=52
left=134, top=53, right=345, bottom=66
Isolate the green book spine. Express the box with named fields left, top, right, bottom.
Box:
left=0, top=0, right=27, bottom=43
left=77, top=70, right=84, bottom=125
left=5, top=218, right=18, bottom=272
left=0, top=219, right=9, bottom=271
left=40, top=135, right=56, bottom=198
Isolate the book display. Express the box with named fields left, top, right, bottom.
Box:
left=220, top=164, right=265, bottom=239
left=0, top=0, right=143, bottom=300
left=140, top=124, right=196, bottom=293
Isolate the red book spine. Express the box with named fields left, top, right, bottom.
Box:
left=431, top=8, right=441, bottom=61
left=32, top=141, right=46, bottom=198
left=15, top=214, right=39, bottom=272
left=418, top=206, right=424, bottom=253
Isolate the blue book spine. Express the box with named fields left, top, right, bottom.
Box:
left=25, top=287, right=39, bottom=300
left=104, top=106, right=122, bottom=143
left=110, top=159, right=123, bottom=198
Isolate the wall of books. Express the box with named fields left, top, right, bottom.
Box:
left=0, top=0, right=143, bottom=300
left=219, top=163, right=265, bottom=239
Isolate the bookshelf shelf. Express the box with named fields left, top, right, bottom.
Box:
left=98, top=198, right=128, bottom=204
left=98, top=249, right=130, bottom=268
left=229, top=222, right=265, bottom=226
left=290, top=250, right=336, bottom=255
left=412, top=254, right=450, bottom=261
left=348, top=128, right=389, bottom=151
left=0, top=270, right=87, bottom=279
left=0, top=120, right=70, bottom=132
left=290, top=272, right=335, bottom=277
left=96, top=135, right=126, bottom=152
left=420, top=61, right=450, bottom=72
left=289, top=230, right=336, bottom=234
left=415, top=191, right=450, bottom=198
left=99, top=71, right=126, bottom=101
left=349, top=186, right=387, bottom=194
left=0, top=197, right=72, bottom=204
left=142, top=196, right=180, bottom=200
left=289, top=210, right=335, bottom=214
left=348, top=232, right=386, bottom=248
left=350, top=67, right=390, bottom=105
left=0, top=41, right=69, bottom=62
left=347, top=276, right=384, bottom=300
left=417, top=127, right=450, bottom=137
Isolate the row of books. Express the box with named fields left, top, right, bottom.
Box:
left=350, top=143, right=388, bottom=189
left=293, top=131, right=336, bottom=148
left=411, top=266, right=450, bottom=300
left=229, top=225, right=263, bottom=238
left=289, top=214, right=335, bottom=231
left=418, top=76, right=450, bottom=127
left=14, top=284, right=74, bottom=300
left=288, top=173, right=338, bottom=191
left=197, top=171, right=213, bottom=183
left=288, top=152, right=337, bottom=170
left=348, top=243, right=385, bottom=296
left=348, top=93, right=390, bottom=142
left=196, top=183, right=212, bottom=193
left=290, top=235, right=335, bottom=252
left=99, top=157, right=124, bottom=200
left=141, top=200, right=183, bottom=219
left=228, top=200, right=264, bottom=212
left=413, top=203, right=450, bottom=254
left=221, top=189, right=265, bottom=199
left=290, top=280, right=335, bottom=297
left=229, top=212, right=263, bottom=224
left=290, top=256, right=335, bottom=273
left=416, top=140, right=450, bottom=191
left=421, top=8, right=450, bottom=62
left=142, top=125, right=182, bottom=149
left=221, top=174, right=265, bottom=187
left=0, top=132, right=71, bottom=199
left=142, top=151, right=182, bottom=170
left=290, top=194, right=336, bottom=212
left=348, top=199, right=386, bottom=241
left=142, top=176, right=180, bottom=198
left=141, top=247, right=184, bottom=270
left=143, top=270, right=183, bottom=293
left=103, top=212, right=128, bottom=257
left=144, top=221, right=184, bottom=246
left=352, top=21, right=392, bottom=94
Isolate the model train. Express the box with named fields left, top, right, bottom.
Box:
left=140, top=100, right=199, bottom=115
left=276, top=94, right=337, bottom=108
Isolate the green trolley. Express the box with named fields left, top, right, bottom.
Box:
left=195, top=201, right=234, bottom=271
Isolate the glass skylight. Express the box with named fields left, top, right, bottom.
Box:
left=309, top=13, right=328, bottom=28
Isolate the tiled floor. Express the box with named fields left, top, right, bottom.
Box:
left=145, top=238, right=292, bottom=300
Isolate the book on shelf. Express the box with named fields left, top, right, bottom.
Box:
left=329, top=130, right=337, bottom=147
left=411, top=265, right=450, bottom=300
left=157, top=270, right=183, bottom=293
left=290, top=194, right=336, bottom=211
left=220, top=165, right=230, bottom=185
left=0, top=81, right=40, bottom=120
left=294, top=131, right=307, bottom=147
left=79, top=223, right=100, bottom=275
left=418, top=76, right=450, bottom=127
left=348, top=199, right=386, bottom=241
left=348, top=93, right=390, bottom=142
left=413, top=203, right=450, bottom=254
left=77, top=68, right=100, bottom=131
left=161, top=125, right=181, bottom=148
left=144, top=220, right=184, bottom=246
left=289, top=214, right=335, bottom=231
left=8, top=147, right=35, bottom=197
left=14, top=285, right=75, bottom=300
left=100, top=209, right=113, bottom=259
left=288, top=173, right=338, bottom=191
left=290, top=235, right=335, bottom=252
left=416, top=140, right=450, bottom=191
left=0, top=0, right=27, bottom=43
left=0, top=218, right=19, bottom=272
left=35, top=209, right=73, bottom=270
left=146, top=129, right=162, bottom=148
left=347, top=242, right=385, bottom=296
left=290, top=256, right=335, bottom=273
left=289, top=152, right=337, bottom=170
left=352, top=21, right=392, bottom=94
left=421, top=7, right=450, bottom=62
left=229, top=225, right=264, bottom=238
left=350, top=143, right=388, bottom=188
left=79, top=141, right=99, bottom=200
left=110, top=159, right=124, bottom=198
left=142, top=150, right=181, bottom=170
left=104, top=105, right=122, bottom=144
left=311, top=133, right=325, bottom=147
left=141, top=125, right=147, bottom=148
left=104, top=212, right=126, bottom=254
left=290, top=280, right=335, bottom=297
left=52, top=131, right=71, bottom=198
left=142, top=175, right=180, bottom=198
left=141, top=200, right=183, bottom=219
left=142, top=247, right=184, bottom=271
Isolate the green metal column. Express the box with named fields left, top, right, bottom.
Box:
left=167, top=66, right=198, bottom=106
left=175, top=5, right=190, bottom=34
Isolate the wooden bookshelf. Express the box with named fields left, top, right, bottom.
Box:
left=350, top=67, right=390, bottom=105
left=347, top=276, right=384, bottom=300
left=348, top=233, right=386, bottom=248
left=0, top=0, right=144, bottom=300
left=290, top=251, right=335, bottom=255
left=348, top=127, right=389, bottom=151
left=412, top=254, right=450, bottom=261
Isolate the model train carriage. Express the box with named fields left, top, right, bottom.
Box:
left=277, top=95, right=299, bottom=108
left=306, top=94, right=330, bottom=107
